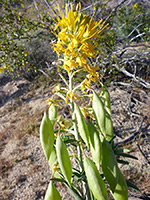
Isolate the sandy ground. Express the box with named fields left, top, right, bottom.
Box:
left=0, top=76, right=150, bottom=200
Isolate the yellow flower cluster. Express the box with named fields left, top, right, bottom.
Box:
left=49, top=3, right=108, bottom=83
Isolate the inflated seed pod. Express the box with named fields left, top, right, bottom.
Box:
left=74, top=103, right=89, bottom=147
left=92, top=91, right=106, bottom=137
left=48, top=148, right=60, bottom=179
left=49, top=104, right=57, bottom=127
left=105, top=111, right=113, bottom=141
left=101, top=85, right=111, bottom=115
left=84, top=156, right=108, bottom=200
left=87, top=120, right=102, bottom=169
left=44, top=181, right=62, bottom=200
left=56, top=135, right=72, bottom=186
left=111, top=168, right=128, bottom=200
left=40, top=112, right=54, bottom=160
left=102, top=139, right=119, bottom=193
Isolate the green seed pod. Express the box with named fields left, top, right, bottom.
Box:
left=44, top=181, right=62, bottom=200
left=102, top=139, right=119, bottom=193
left=111, top=168, right=128, bottom=200
left=92, top=91, right=105, bottom=137
left=74, top=103, right=89, bottom=147
left=48, top=148, right=60, bottom=179
left=84, top=156, right=108, bottom=200
left=105, top=111, right=113, bottom=141
left=40, top=112, right=54, bottom=160
left=101, top=85, right=111, bottom=115
left=87, top=120, right=102, bottom=169
left=49, top=104, right=57, bottom=127
left=56, top=135, right=72, bottom=186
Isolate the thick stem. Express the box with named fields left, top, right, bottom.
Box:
left=68, top=72, right=84, bottom=170
left=68, top=72, right=85, bottom=198
left=68, top=72, right=93, bottom=199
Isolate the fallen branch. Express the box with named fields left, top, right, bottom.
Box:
left=112, top=63, right=150, bottom=89
left=135, top=139, right=150, bottom=165
left=115, top=116, right=146, bottom=145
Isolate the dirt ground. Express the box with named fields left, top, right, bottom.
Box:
left=0, top=75, right=150, bottom=200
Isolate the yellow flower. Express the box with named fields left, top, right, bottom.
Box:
left=52, top=84, right=61, bottom=93
left=81, top=78, right=90, bottom=93
left=76, top=56, right=86, bottom=67
left=133, top=3, right=138, bottom=9
left=79, top=42, right=96, bottom=58
left=49, top=3, right=108, bottom=80
left=0, top=67, right=4, bottom=73
left=24, top=51, right=28, bottom=56
left=57, top=115, right=72, bottom=130
left=80, top=106, right=93, bottom=118
left=0, top=65, right=8, bottom=73
left=46, top=98, right=62, bottom=109
left=4, top=65, right=8, bottom=69
left=84, top=64, right=99, bottom=76
left=86, top=71, right=99, bottom=82
left=66, top=90, right=79, bottom=103
left=63, top=60, right=78, bottom=73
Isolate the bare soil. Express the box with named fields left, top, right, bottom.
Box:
left=0, top=76, right=150, bottom=200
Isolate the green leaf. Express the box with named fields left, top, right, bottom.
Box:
left=74, top=103, right=89, bottom=147
left=93, top=91, right=105, bottom=136
left=102, top=139, right=119, bottom=193
left=111, top=168, right=128, bottom=200
left=64, top=138, right=77, bottom=145
left=84, top=156, right=109, bottom=200
left=105, top=111, right=113, bottom=141
left=101, top=85, right=111, bottom=115
left=56, top=135, right=72, bottom=186
left=115, top=151, right=138, bottom=160
left=65, top=183, right=83, bottom=200
left=87, top=120, right=102, bottom=169
left=48, top=148, right=60, bottom=179
left=49, top=104, right=57, bottom=127
left=114, top=148, right=130, bottom=153
left=40, top=112, right=54, bottom=160
left=126, top=180, right=141, bottom=192
left=117, top=159, right=134, bottom=166
left=44, top=181, right=61, bottom=200
left=48, top=147, right=57, bottom=167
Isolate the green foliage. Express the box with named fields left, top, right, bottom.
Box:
left=84, top=156, right=109, bottom=200
left=0, top=0, right=55, bottom=79
left=113, top=3, right=150, bottom=41
left=45, top=181, right=62, bottom=200
left=40, top=73, right=139, bottom=199
left=40, top=112, right=54, bottom=160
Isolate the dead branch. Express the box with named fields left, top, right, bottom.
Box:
left=112, top=62, right=150, bottom=89
left=135, top=139, right=150, bottom=165
left=115, top=116, right=147, bottom=145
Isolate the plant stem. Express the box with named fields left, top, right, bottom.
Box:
left=69, top=72, right=93, bottom=199
left=68, top=72, right=83, bottom=169
left=68, top=72, right=85, bottom=198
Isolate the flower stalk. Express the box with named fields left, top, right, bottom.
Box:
left=39, top=3, right=135, bottom=200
